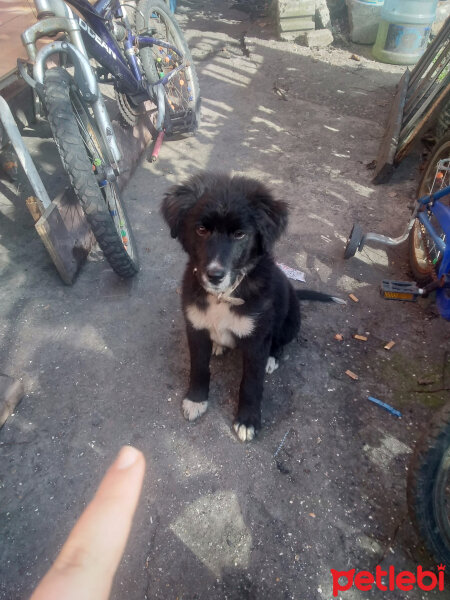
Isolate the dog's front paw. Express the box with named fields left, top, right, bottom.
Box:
left=182, top=398, right=208, bottom=422
left=233, top=421, right=257, bottom=442
left=265, top=356, right=279, bottom=374
left=212, top=342, right=226, bottom=356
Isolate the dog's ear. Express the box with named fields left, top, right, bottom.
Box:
left=161, top=183, right=198, bottom=239
left=248, top=183, right=288, bottom=251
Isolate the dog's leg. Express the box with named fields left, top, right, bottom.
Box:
left=266, top=287, right=300, bottom=374
left=233, top=338, right=271, bottom=442
left=265, top=356, right=279, bottom=374
left=212, top=342, right=225, bottom=356
left=182, top=325, right=212, bottom=422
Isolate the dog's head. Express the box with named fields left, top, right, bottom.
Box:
left=161, top=172, right=288, bottom=294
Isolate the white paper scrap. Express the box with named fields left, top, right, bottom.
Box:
left=276, top=262, right=306, bottom=282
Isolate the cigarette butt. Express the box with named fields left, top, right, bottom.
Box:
left=334, top=334, right=344, bottom=341
left=353, top=334, right=368, bottom=341
left=349, top=294, right=359, bottom=303
left=384, top=341, right=395, bottom=350
left=345, top=369, right=359, bottom=380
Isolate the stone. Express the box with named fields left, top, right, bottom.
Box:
left=346, top=0, right=383, bottom=45
left=277, top=0, right=316, bottom=40
left=298, top=28, right=334, bottom=47
left=278, top=0, right=315, bottom=18
left=279, top=16, right=316, bottom=31
left=315, top=0, right=331, bottom=29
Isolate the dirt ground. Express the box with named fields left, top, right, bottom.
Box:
left=1, top=1, right=449, bottom=599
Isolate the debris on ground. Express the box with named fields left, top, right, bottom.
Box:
left=368, top=396, right=402, bottom=418
left=273, top=85, right=288, bottom=100
left=345, top=369, right=359, bottom=380
left=298, top=28, right=334, bottom=48
left=384, top=340, right=396, bottom=350
left=334, top=333, right=344, bottom=341
left=277, top=262, right=306, bottom=281
left=349, top=293, right=359, bottom=302
left=353, top=334, right=368, bottom=341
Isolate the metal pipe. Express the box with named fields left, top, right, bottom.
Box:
left=0, top=97, right=51, bottom=211
left=418, top=211, right=446, bottom=253
left=154, top=84, right=165, bottom=131
left=91, top=100, right=122, bottom=165
left=33, top=41, right=98, bottom=100
left=24, top=0, right=87, bottom=58
left=362, top=216, right=417, bottom=248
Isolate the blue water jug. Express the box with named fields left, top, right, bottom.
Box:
left=372, top=0, right=438, bottom=64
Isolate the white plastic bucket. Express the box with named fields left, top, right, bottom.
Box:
left=347, top=0, right=384, bottom=44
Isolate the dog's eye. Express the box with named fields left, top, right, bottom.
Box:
left=196, top=225, right=209, bottom=237
left=233, top=230, right=246, bottom=239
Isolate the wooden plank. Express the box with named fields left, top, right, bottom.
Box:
left=408, top=17, right=450, bottom=89
left=35, top=187, right=94, bottom=284
left=400, top=75, right=450, bottom=143
left=395, top=85, right=450, bottom=163
left=372, top=69, right=411, bottom=184
left=404, top=40, right=450, bottom=119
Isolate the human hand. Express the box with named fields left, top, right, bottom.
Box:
left=31, top=445, right=145, bottom=600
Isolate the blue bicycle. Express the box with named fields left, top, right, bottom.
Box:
left=344, top=131, right=450, bottom=321
left=19, top=0, right=200, bottom=277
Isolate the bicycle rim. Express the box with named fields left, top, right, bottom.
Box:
left=147, top=10, right=194, bottom=116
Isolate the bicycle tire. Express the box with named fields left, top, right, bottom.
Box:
left=407, top=402, right=450, bottom=565
left=43, top=68, right=139, bottom=278
left=409, top=131, right=450, bottom=285
left=136, top=0, right=200, bottom=135
left=436, top=97, right=450, bottom=141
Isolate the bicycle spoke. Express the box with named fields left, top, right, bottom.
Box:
left=71, top=92, right=133, bottom=257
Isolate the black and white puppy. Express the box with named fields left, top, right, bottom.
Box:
left=161, top=172, right=343, bottom=442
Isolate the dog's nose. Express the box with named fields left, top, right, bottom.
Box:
left=206, top=266, right=226, bottom=285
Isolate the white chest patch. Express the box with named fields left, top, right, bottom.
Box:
left=186, top=296, right=255, bottom=348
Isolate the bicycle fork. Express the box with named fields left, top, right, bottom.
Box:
left=20, top=0, right=122, bottom=176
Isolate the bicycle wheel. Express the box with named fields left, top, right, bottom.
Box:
left=43, top=68, right=139, bottom=278
left=407, top=402, right=450, bottom=565
left=136, top=0, right=200, bottom=135
left=409, top=131, right=450, bottom=285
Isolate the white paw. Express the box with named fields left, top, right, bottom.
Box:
left=212, top=342, right=225, bottom=356
left=233, top=422, right=255, bottom=442
left=182, top=398, right=208, bottom=422
left=265, top=356, right=279, bottom=374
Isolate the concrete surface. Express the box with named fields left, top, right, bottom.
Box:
left=1, top=1, right=450, bottom=599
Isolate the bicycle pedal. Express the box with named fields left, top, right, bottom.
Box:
left=381, top=280, right=422, bottom=301
left=166, top=110, right=197, bottom=135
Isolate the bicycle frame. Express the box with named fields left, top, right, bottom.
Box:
left=67, top=0, right=184, bottom=97
left=21, top=0, right=186, bottom=167
left=417, top=184, right=450, bottom=319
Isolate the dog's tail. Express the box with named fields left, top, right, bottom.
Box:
left=295, top=290, right=347, bottom=304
